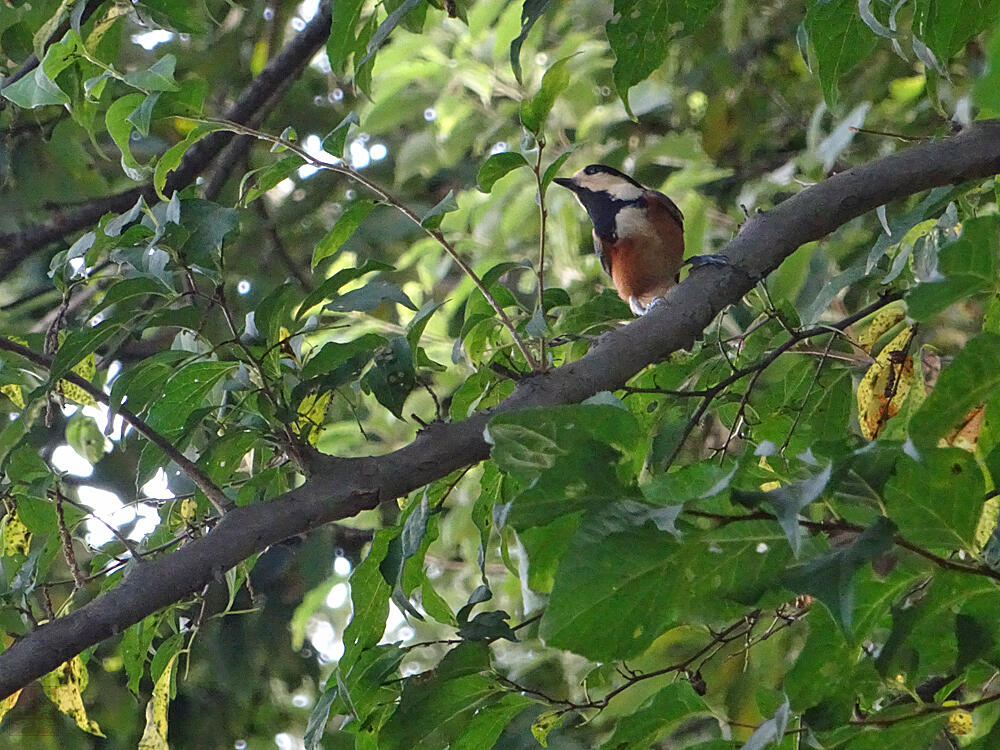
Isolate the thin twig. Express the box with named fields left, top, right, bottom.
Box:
left=533, top=142, right=548, bottom=370
left=180, top=117, right=541, bottom=371
left=660, top=292, right=903, bottom=467
left=779, top=334, right=836, bottom=453
left=0, top=336, right=233, bottom=514
left=55, top=495, right=86, bottom=589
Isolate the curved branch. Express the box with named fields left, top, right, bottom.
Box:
left=0, top=2, right=333, bottom=278
left=1, top=120, right=999, bottom=698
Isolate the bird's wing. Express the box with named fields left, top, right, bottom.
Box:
left=644, top=189, right=684, bottom=229
left=592, top=231, right=613, bottom=275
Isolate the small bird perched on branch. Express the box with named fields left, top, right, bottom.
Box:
left=555, top=164, right=726, bottom=315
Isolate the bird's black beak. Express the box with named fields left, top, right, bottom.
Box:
left=553, top=176, right=578, bottom=191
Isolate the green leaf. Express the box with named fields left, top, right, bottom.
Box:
left=734, top=465, right=832, bottom=555
left=974, top=26, right=1000, bottom=117
left=304, top=685, right=338, bottom=750
left=333, top=643, right=405, bottom=722
left=121, top=616, right=158, bottom=695
left=240, top=155, right=306, bottom=205
left=153, top=122, right=225, bottom=199
left=909, top=333, right=1000, bottom=451
left=1, top=30, right=80, bottom=109
left=541, top=513, right=682, bottom=660
left=784, top=606, right=855, bottom=711
left=340, top=528, right=397, bottom=674
left=126, top=92, right=162, bottom=137
left=521, top=55, right=573, bottom=134
left=783, top=517, right=895, bottom=632
left=355, top=0, right=425, bottom=72
left=142, top=0, right=208, bottom=33
left=540, top=149, right=574, bottom=196
left=598, top=683, right=710, bottom=750
left=487, top=403, right=640, bottom=483
left=7, top=447, right=52, bottom=486
left=380, top=496, right=429, bottom=587
left=1, top=61, right=69, bottom=108
left=606, top=0, right=720, bottom=116
left=740, top=697, right=789, bottom=750
left=420, top=190, right=458, bottom=229
left=91, top=277, right=174, bottom=317
left=301, top=334, right=386, bottom=383
left=509, top=0, right=555, bottom=83
left=913, top=0, right=1000, bottom=65
left=406, top=301, right=443, bottom=352
left=883, top=449, right=983, bottom=550
left=360, top=336, right=416, bottom=419
left=379, top=644, right=513, bottom=750
left=321, top=112, right=360, bottom=158
left=106, top=93, right=151, bottom=180
left=108, top=350, right=189, bottom=423
left=143, top=361, right=236, bottom=442
left=326, top=280, right=417, bottom=313
left=65, top=412, right=105, bottom=464
left=122, top=54, right=181, bottom=92
left=803, top=0, right=878, bottom=106
left=448, top=693, right=533, bottom=750
left=297, top=259, right=394, bottom=317
left=49, top=321, right=121, bottom=383
left=906, top=215, right=1000, bottom=320
left=476, top=152, right=529, bottom=193
left=312, top=200, right=376, bottom=268
left=178, top=199, right=239, bottom=269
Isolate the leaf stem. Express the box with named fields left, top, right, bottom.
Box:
left=185, top=117, right=541, bottom=371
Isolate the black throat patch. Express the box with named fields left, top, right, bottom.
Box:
left=576, top=192, right=641, bottom=243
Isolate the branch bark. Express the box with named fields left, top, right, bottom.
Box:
left=0, top=2, right=333, bottom=279
left=1, top=119, right=999, bottom=698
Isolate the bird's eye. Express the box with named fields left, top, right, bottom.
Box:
left=584, top=165, right=600, bottom=175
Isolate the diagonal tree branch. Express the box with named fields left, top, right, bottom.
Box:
left=0, top=336, right=232, bottom=514
left=0, top=2, right=333, bottom=279
left=1, top=120, right=999, bottom=698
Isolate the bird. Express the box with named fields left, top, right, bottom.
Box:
left=554, top=164, right=726, bottom=315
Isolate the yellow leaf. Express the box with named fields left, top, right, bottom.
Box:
left=295, top=391, right=331, bottom=446
left=58, top=352, right=97, bottom=406
left=179, top=498, right=198, bottom=524
left=0, top=384, right=24, bottom=409
left=40, top=657, right=105, bottom=737
left=2, top=512, right=31, bottom=556
left=947, top=709, right=973, bottom=735
left=857, top=327, right=914, bottom=440
left=138, top=654, right=177, bottom=750
left=531, top=710, right=564, bottom=748
left=0, top=689, right=22, bottom=726
left=856, top=302, right=905, bottom=353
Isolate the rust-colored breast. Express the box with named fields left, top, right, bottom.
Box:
left=603, top=194, right=685, bottom=308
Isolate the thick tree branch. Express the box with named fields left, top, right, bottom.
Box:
left=1, top=120, right=999, bottom=698
left=0, top=2, right=333, bottom=279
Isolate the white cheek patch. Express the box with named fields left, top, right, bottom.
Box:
left=572, top=171, right=644, bottom=200
left=614, top=206, right=654, bottom=239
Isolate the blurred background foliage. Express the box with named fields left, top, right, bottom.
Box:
left=1, top=0, right=1000, bottom=748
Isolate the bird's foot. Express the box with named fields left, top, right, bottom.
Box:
left=684, top=253, right=729, bottom=269
left=629, top=296, right=650, bottom=316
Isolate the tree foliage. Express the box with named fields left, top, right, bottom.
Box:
left=1, top=0, right=1000, bottom=748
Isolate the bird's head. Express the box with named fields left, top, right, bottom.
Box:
left=553, top=164, right=645, bottom=201
left=554, top=164, right=646, bottom=242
